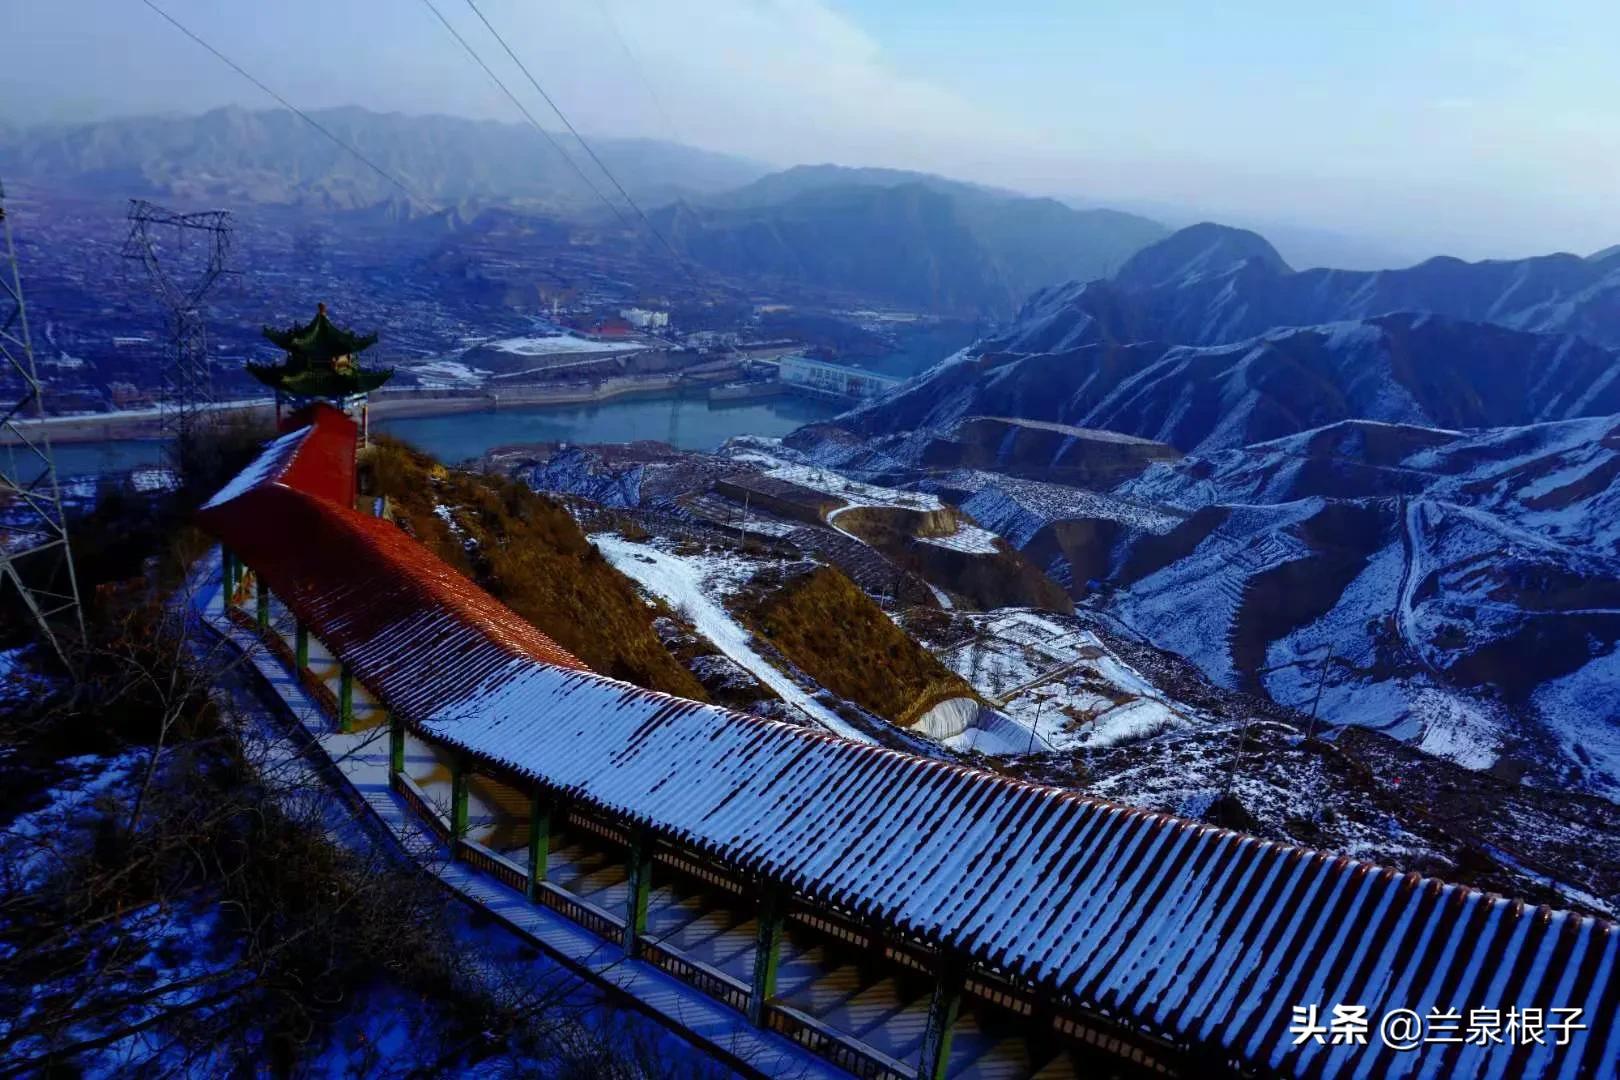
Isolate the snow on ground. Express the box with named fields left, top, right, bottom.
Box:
left=1411, top=686, right=1504, bottom=771
left=718, top=435, right=788, bottom=468
left=432, top=503, right=480, bottom=554
left=485, top=334, right=645, bottom=356
left=763, top=462, right=943, bottom=513
left=917, top=522, right=1000, bottom=554
left=0, top=646, right=28, bottom=704
left=944, top=471, right=1183, bottom=546
left=930, top=610, right=1200, bottom=755
left=943, top=708, right=1041, bottom=755
left=130, top=467, right=175, bottom=493
left=590, top=534, right=875, bottom=744
left=1079, top=698, right=1183, bottom=747
left=1533, top=652, right=1620, bottom=801
left=1112, top=499, right=1322, bottom=691
left=408, top=359, right=492, bottom=387
left=740, top=452, right=1012, bottom=555
left=1, top=751, right=145, bottom=888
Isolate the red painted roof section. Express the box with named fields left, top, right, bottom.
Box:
left=198, top=410, right=586, bottom=683
left=277, top=402, right=357, bottom=508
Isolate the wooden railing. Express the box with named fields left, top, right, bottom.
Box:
left=1052, top=1010, right=1177, bottom=1075
left=566, top=807, right=629, bottom=848
left=533, top=881, right=625, bottom=944
left=297, top=667, right=341, bottom=721
left=391, top=771, right=450, bottom=841
left=642, top=940, right=750, bottom=1014
left=653, top=841, right=745, bottom=896
left=229, top=602, right=344, bottom=727
left=764, top=1002, right=913, bottom=1080
left=788, top=899, right=936, bottom=975
left=458, top=838, right=529, bottom=894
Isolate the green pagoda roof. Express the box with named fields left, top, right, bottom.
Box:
left=251, top=303, right=392, bottom=399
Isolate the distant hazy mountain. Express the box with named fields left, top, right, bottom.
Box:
left=844, top=313, right=1620, bottom=454
left=653, top=182, right=1011, bottom=315
left=0, top=106, right=767, bottom=213
left=649, top=164, right=1167, bottom=316
left=1004, top=222, right=1620, bottom=350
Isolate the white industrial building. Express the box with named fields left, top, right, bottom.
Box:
left=777, top=355, right=901, bottom=401
left=620, top=307, right=670, bottom=329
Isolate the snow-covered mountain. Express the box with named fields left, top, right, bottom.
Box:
left=1078, top=415, right=1620, bottom=800
left=996, top=222, right=1620, bottom=350
left=842, top=313, right=1620, bottom=454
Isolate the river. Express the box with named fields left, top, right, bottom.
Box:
left=27, top=393, right=846, bottom=478
left=5, top=439, right=167, bottom=482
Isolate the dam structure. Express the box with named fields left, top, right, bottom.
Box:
left=199, top=403, right=1617, bottom=1080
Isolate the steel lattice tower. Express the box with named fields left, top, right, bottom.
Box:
left=0, top=179, right=85, bottom=666
left=122, top=200, right=233, bottom=473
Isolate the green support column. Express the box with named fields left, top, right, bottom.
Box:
left=338, top=667, right=354, bottom=733
left=294, top=621, right=309, bottom=671
left=255, top=572, right=270, bottom=630
left=388, top=712, right=405, bottom=776
left=450, top=754, right=470, bottom=852
left=748, top=884, right=785, bottom=1027
left=220, top=549, right=235, bottom=605
left=918, top=958, right=965, bottom=1080
left=623, top=829, right=653, bottom=957
left=526, top=791, right=551, bottom=900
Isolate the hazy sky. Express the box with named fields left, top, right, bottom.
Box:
left=6, top=0, right=1618, bottom=261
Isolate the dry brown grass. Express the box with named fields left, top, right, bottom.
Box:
left=734, top=565, right=975, bottom=726
left=364, top=438, right=706, bottom=700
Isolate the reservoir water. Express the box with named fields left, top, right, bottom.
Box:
left=32, top=393, right=845, bottom=478
left=5, top=438, right=167, bottom=482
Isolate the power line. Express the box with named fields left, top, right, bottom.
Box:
left=137, top=0, right=440, bottom=212
left=461, top=0, right=696, bottom=282
left=594, top=0, right=687, bottom=150
left=589, top=0, right=813, bottom=293
left=415, top=0, right=633, bottom=235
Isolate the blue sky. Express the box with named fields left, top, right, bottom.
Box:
left=6, top=0, right=1617, bottom=261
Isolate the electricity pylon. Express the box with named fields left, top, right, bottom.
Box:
left=0, top=178, right=85, bottom=667
left=122, top=200, right=233, bottom=474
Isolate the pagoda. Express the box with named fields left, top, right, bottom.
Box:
left=250, top=303, right=392, bottom=435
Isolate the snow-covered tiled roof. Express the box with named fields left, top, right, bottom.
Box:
left=198, top=407, right=1619, bottom=1080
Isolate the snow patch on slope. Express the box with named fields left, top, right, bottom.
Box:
left=591, top=534, right=874, bottom=744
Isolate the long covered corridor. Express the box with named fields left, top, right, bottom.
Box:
left=199, top=403, right=1617, bottom=1080
left=225, top=563, right=1166, bottom=1079
left=392, top=725, right=1112, bottom=1080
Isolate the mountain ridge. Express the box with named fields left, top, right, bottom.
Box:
left=0, top=105, right=769, bottom=213
left=1000, top=222, right=1620, bottom=350
left=844, top=312, right=1620, bottom=454
left=650, top=164, right=1167, bottom=315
